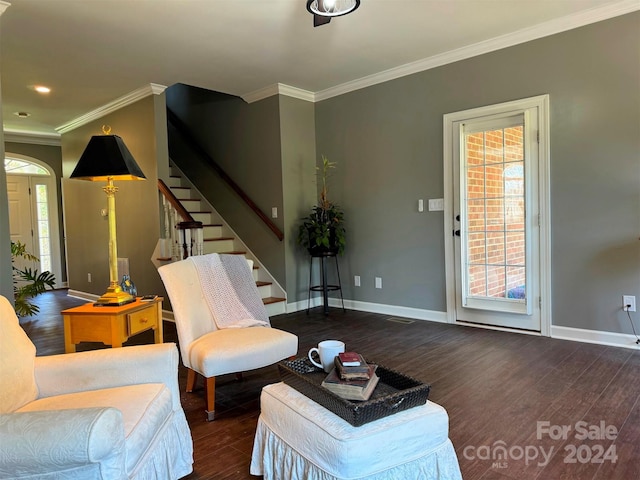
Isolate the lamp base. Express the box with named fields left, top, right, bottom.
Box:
left=94, top=286, right=136, bottom=307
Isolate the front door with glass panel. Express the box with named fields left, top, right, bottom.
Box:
left=451, top=106, right=541, bottom=331
left=5, top=156, right=61, bottom=288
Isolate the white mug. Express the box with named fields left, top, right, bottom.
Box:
left=308, top=340, right=345, bottom=373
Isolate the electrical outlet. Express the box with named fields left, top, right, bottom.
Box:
left=623, top=295, right=636, bottom=312
left=375, top=277, right=382, bottom=289
left=354, top=275, right=361, bottom=287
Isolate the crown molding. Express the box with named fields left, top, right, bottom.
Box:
left=0, top=1, right=10, bottom=16
left=242, top=83, right=315, bottom=104
left=4, top=129, right=61, bottom=146
left=277, top=84, right=315, bottom=103
left=56, top=83, right=167, bottom=134
left=315, top=0, right=640, bottom=101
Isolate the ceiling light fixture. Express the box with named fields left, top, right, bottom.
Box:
left=307, top=0, right=360, bottom=27
left=14, top=112, right=31, bottom=118
left=34, top=85, right=51, bottom=94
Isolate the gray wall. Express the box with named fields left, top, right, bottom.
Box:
left=0, top=7, right=12, bottom=300
left=166, top=84, right=286, bottom=285
left=279, top=95, right=318, bottom=302
left=61, top=96, right=166, bottom=300
left=0, top=78, right=10, bottom=301
left=315, top=13, right=640, bottom=333
left=4, top=142, right=67, bottom=283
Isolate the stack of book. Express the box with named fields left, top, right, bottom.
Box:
left=321, top=352, right=379, bottom=401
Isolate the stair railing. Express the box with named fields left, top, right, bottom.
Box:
left=158, top=179, right=204, bottom=260
left=166, top=107, right=284, bottom=241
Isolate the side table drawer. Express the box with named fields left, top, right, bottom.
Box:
left=127, top=306, right=157, bottom=336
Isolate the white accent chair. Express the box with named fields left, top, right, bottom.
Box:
left=0, top=295, right=193, bottom=480
left=158, top=254, right=298, bottom=421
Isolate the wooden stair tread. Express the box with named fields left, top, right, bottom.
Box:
left=202, top=223, right=223, bottom=227
left=188, top=211, right=212, bottom=214
left=220, top=251, right=247, bottom=255
left=262, top=297, right=285, bottom=305
left=203, top=237, right=234, bottom=242
left=256, top=281, right=272, bottom=287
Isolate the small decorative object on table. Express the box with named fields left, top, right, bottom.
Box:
left=279, top=357, right=431, bottom=427
left=140, top=294, right=158, bottom=302
left=338, top=351, right=364, bottom=366
left=334, top=352, right=370, bottom=380
left=120, top=274, right=137, bottom=296
left=321, top=364, right=379, bottom=401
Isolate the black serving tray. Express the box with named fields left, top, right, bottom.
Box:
left=278, top=357, right=431, bottom=427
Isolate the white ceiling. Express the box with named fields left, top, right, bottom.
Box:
left=1, top=0, right=636, bottom=138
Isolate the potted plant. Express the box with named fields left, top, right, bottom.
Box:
left=11, top=241, right=56, bottom=317
left=297, top=155, right=346, bottom=256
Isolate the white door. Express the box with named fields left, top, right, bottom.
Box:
left=7, top=175, right=37, bottom=274
left=444, top=96, right=550, bottom=333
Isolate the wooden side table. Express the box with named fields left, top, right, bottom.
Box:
left=62, top=297, right=163, bottom=353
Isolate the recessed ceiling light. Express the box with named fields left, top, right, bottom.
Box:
left=34, top=85, right=51, bottom=94
left=14, top=112, right=31, bottom=118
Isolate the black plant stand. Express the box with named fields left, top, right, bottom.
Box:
left=307, top=252, right=345, bottom=315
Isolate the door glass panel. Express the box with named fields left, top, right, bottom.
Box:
left=35, top=184, right=51, bottom=272
left=463, top=124, right=526, bottom=302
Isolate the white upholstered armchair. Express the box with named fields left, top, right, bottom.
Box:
left=0, top=295, right=193, bottom=479
left=158, top=253, right=298, bottom=421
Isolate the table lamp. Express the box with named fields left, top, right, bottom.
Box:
left=70, top=126, right=146, bottom=306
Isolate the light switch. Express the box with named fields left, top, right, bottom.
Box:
left=271, top=207, right=278, bottom=218
left=418, top=199, right=424, bottom=212
left=428, top=198, right=444, bottom=211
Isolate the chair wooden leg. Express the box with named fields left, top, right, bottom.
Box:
left=186, top=368, right=197, bottom=393
left=205, top=376, right=216, bottom=422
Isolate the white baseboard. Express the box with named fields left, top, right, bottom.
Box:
left=551, top=325, right=640, bottom=350
left=286, top=296, right=447, bottom=324
left=67, top=289, right=99, bottom=302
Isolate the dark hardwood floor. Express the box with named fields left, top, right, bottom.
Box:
left=20, top=290, right=640, bottom=479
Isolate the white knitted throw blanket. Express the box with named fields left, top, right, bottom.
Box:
left=190, top=254, right=270, bottom=329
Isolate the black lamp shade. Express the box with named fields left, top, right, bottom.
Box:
left=70, top=135, right=146, bottom=181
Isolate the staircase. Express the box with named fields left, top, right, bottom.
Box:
left=156, top=163, right=287, bottom=317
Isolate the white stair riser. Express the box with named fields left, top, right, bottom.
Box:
left=203, top=239, right=236, bottom=253
left=169, top=187, right=191, bottom=197
left=191, top=212, right=212, bottom=223
left=266, top=301, right=286, bottom=317
left=180, top=200, right=201, bottom=211
left=257, top=283, right=273, bottom=297
left=167, top=177, right=182, bottom=188
left=203, top=225, right=223, bottom=238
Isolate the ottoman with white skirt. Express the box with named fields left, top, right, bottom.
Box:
left=250, top=382, right=462, bottom=480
